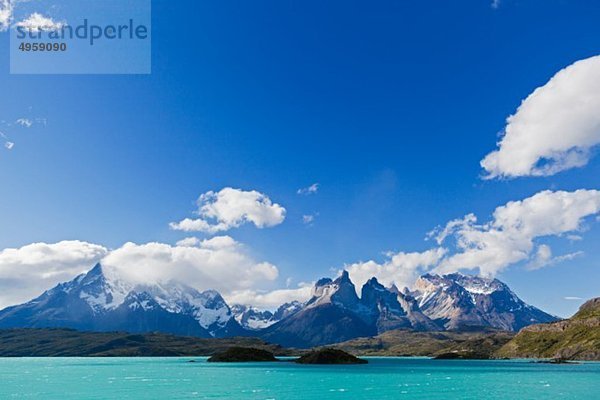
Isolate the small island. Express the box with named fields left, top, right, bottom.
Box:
left=433, top=351, right=490, bottom=360
left=295, top=348, right=368, bottom=364
left=207, top=347, right=278, bottom=362
left=535, top=358, right=580, bottom=365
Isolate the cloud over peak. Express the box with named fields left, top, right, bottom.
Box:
left=0, top=241, right=108, bottom=308
left=347, top=248, right=447, bottom=292
left=0, top=237, right=280, bottom=309
left=169, top=187, right=286, bottom=234
left=101, top=238, right=279, bottom=294
left=481, top=55, right=600, bottom=179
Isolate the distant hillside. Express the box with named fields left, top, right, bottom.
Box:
left=332, top=329, right=514, bottom=358
left=496, top=298, right=600, bottom=361
left=0, top=328, right=292, bottom=357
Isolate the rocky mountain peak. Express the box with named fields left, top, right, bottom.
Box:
left=335, top=270, right=352, bottom=284
left=411, top=273, right=556, bottom=331
left=361, top=277, right=401, bottom=310
left=307, top=271, right=360, bottom=311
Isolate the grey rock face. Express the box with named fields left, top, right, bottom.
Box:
left=410, top=273, right=557, bottom=331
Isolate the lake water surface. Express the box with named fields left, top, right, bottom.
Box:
left=1, top=357, right=598, bottom=399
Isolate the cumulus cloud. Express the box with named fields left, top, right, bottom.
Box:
left=170, top=188, right=286, bottom=234
left=346, top=248, right=447, bottom=292
left=101, top=237, right=279, bottom=295
left=297, top=183, right=319, bottom=195
left=435, top=189, right=600, bottom=276
left=0, top=241, right=108, bottom=308
left=175, top=237, right=201, bottom=247
left=481, top=55, right=600, bottom=178
left=15, top=12, right=65, bottom=32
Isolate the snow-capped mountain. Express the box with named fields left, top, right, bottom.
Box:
left=231, top=301, right=303, bottom=331
left=231, top=305, right=277, bottom=330
left=410, top=273, right=557, bottom=331
left=261, top=272, right=440, bottom=347
left=0, top=264, right=557, bottom=348
left=261, top=271, right=557, bottom=347
left=388, top=284, right=441, bottom=331
left=273, top=301, right=303, bottom=320
left=0, top=263, right=244, bottom=338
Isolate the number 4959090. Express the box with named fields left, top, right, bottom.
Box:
left=19, top=42, right=67, bottom=52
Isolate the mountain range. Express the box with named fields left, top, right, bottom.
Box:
left=0, top=264, right=558, bottom=348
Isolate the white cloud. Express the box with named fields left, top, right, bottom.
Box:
left=481, top=55, right=600, bottom=179
left=435, top=189, right=600, bottom=276
left=225, top=284, right=313, bottom=310
left=346, top=248, right=447, bottom=292
left=1, top=189, right=599, bottom=310
left=0, top=0, right=12, bottom=31
left=16, top=118, right=32, bottom=128
left=0, top=130, right=11, bottom=150
left=526, top=244, right=583, bottom=270
left=302, top=214, right=316, bottom=225
left=564, top=296, right=584, bottom=301
left=0, top=241, right=108, bottom=308
left=101, top=237, right=279, bottom=296
left=175, top=237, right=202, bottom=247
left=15, top=12, right=65, bottom=32
left=349, top=189, right=600, bottom=287
left=297, top=183, right=319, bottom=195
left=169, top=187, right=286, bottom=234
left=427, top=213, right=477, bottom=245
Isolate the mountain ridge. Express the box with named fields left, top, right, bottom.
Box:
left=0, top=263, right=558, bottom=348
left=0, top=263, right=244, bottom=338
left=496, top=297, right=600, bottom=361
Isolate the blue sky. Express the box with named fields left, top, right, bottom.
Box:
left=1, top=0, right=600, bottom=317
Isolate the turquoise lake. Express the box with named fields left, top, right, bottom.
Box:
left=1, top=357, right=599, bottom=399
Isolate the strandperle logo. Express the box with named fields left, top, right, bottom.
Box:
left=16, top=19, right=149, bottom=46
left=10, top=0, right=151, bottom=74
